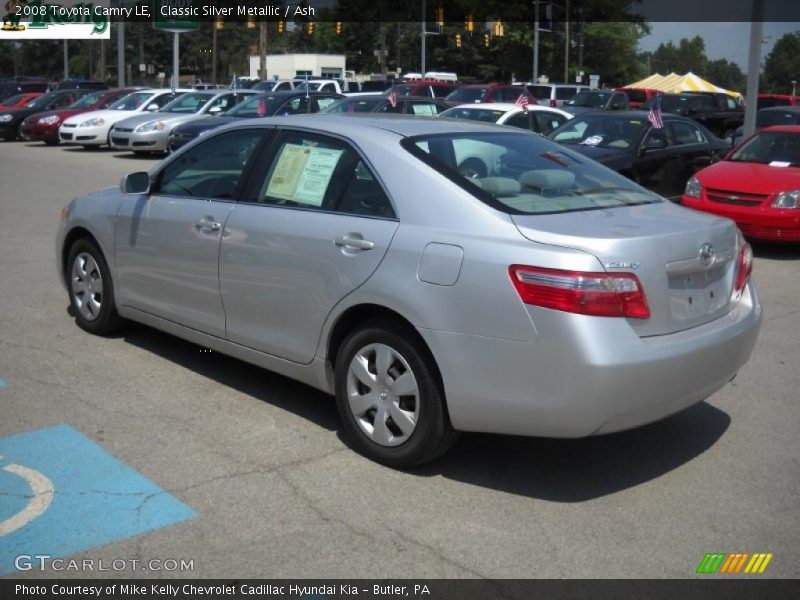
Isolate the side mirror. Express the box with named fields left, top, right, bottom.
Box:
left=146, top=103, right=159, bottom=111
left=208, top=106, right=222, bottom=114
left=120, top=171, right=150, bottom=194
left=692, top=156, right=713, bottom=170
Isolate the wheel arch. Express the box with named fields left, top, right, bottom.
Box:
left=325, top=303, right=447, bottom=400
left=61, top=226, right=102, bottom=279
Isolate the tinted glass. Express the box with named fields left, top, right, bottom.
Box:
left=441, top=107, right=507, bottom=122
left=555, top=87, right=577, bottom=100
left=670, top=121, right=706, bottom=145
left=527, top=85, right=552, bottom=100
left=108, top=92, right=153, bottom=110
left=534, top=111, right=568, bottom=134
left=551, top=114, right=646, bottom=149
left=256, top=132, right=394, bottom=218
left=321, top=97, right=384, bottom=113
left=757, top=110, right=800, bottom=127
left=445, top=87, right=488, bottom=103
left=228, top=94, right=290, bottom=117
left=157, top=129, right=263, bottom=199
left=0, top=94, right=25, bottom=106
left=69, top=90, right=106, bottom=108
left=625, top=90, right=647, bottom=103
left=567, top=92, right=610, bottom=108
left=161, top=92, right=211, bottom=113
left=405, top=132, right=660, bottom=215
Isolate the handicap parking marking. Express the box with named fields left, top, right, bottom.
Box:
left=0, top=424, right=196, bottom=575
left=0, top=378, right=5, bottom=388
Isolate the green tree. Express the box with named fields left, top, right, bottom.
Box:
left=581, top=22, right=650, bottom=86
left=704, top=58, right=745, bottom=93
left=763, top=31, right=800, bottom=94
left=651, top=35, right=707, bottom=74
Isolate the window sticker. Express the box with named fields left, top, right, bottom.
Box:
left=769, top=161, right=790, bottom=168
left=580, top=135, right=604, bottom=146
left=266, top=143, right=344, bottom=206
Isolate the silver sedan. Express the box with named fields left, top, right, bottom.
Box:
left=56, top=115, right=762, bottom=468
left=108, top=90, right=257, bottom=154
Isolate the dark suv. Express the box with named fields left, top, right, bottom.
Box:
left=562, top=90, right=630, bottom=116
left=650, top=93, right=743, bottom=139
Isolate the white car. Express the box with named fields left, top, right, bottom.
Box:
left=58, top=88, right=192, bottom=148
left=440, top=102, right=573, bottom=136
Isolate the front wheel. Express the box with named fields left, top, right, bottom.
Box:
left=66, top=239, right=123, bottom=335
left=335, top=320, right=458, bottom=468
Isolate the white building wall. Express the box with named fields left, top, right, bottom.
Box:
left=248, top=54, right=346, bottom=80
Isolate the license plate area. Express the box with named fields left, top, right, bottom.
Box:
left=668, top=265, right=730, bottom=321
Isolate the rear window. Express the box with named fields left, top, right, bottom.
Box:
left=527, top=85, right=552, bottom=100
left=555, top=87, right=577, bottom=100
left=445, top=87, right=488, bottom=103
left=625, top=90, right=647, bottom=103
left=757, top=110, right=800, bottom=127
left=401, top=132, right=660, bottom=215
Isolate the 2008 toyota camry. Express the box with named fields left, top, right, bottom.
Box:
left=56, top=114, right=762, bottom=468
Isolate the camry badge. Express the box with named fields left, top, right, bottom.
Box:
left=699, top=243, right=715, bottom=267
left=604, top=261, right=640, bottom=270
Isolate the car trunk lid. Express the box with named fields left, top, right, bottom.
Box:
left=511, top=201, right=740, bottom=337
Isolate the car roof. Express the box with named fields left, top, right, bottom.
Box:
left=760, top=105, right=800, bottom=113
left=758, top=125, right=800, bottom=133
left=223, top=113, right=527, bottom=138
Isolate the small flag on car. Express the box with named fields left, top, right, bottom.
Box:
left=388, top=88, right=398, bottom=108
left=170, top=73, right=176, bottom=95
left=648, top=93, right=664, bottom=129
left=514, top=93, right=529, bottom=112
left=232, top=73, right=237, bottom=93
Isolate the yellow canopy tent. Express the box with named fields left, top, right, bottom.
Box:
left=624, top=73, right=665, bottom=89
left=624, top=71, right=743, bottom=100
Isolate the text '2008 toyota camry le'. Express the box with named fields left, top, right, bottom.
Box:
left=56, top=114, right=762, bottom=468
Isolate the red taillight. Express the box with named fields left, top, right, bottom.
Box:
left=734, top=242, right=753, bottom=293
left=509, top=265, right=650, bottom=319
left=549, top=99, right=557, bottom=107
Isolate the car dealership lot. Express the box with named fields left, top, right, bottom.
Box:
left=0, top=141, right=798, bottom=578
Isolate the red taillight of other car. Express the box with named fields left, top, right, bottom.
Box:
left=549, top=99, right=557, bottom=107
left=734, top=242, right=753, bottom=294
left=509, top=265, right=650, bottom=319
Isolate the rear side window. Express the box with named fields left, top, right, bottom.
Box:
left=670, top=121, right=706, bottom=145
left=555, top=87, right=576, bottom=100
left=527, top=85, right=552, bottom=100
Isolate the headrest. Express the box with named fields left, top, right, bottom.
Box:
left=519, top=169, right=576, bottom=191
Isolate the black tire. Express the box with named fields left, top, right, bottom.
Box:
left=16, top=123, right=24, bottom=140
left=334, top=319, right=459, bottom=468
left=66, top=238, right=123, bottom=335
left=457, top=158, right=487, bottom=180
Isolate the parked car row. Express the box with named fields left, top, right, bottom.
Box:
left=5, top=82, right=795, bottom=244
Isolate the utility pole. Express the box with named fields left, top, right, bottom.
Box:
left=743, top=0, right=765, bottom=137
left=99, top=39, right=106, bottom=82
left=421, top=0, right=426, bottom=74
left=259, top=22, right=267, bottom=79
left=63, top=40, right=69, bottom=81
left=533, top=0, right=539, bottom=83
left=117, top=21, right=125, bottom=87
left=563, top=0, right=570, bottom=83
left=212, top=20, right=217, bottom=83
left=172, top=32, right=179, bottom=90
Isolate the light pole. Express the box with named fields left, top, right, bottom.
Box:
left=743, top=0, right=765, bottom=137
left=532, top=0, right=539, bottom=83
left=792, top=80, right=797, bottom=96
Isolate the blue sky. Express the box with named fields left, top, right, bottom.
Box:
left=639, top=22, right=800, bottom=69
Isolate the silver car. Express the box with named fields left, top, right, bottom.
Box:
left=108, top=90, right=257, bottom=154
left=56, top=115, right=761, bottom=468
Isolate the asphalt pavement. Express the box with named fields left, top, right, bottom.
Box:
left=0, top=139, right=798, bottom=579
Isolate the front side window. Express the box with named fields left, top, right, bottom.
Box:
left=409, top=101, right=442, bottom=116
left=276, top=96, right=310, bottom=115
left=404, top=132, right=660, bottom=215
left=255, top=132, right=394, bottom=218
left=315, top=96, right=339, bottom=110
left=534, top=111, right=568, bottom=135
left=156, top=129, right=264, bottom=199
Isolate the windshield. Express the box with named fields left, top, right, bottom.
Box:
left=440, top=107, right=507, bottom=123
left=757, top=111, right=800, bottom=128
left=403, top=132, right=660, bottom=215
left=28, top=92, right=59, bottom=108
left=550, top=115, right=646, bottom=150
left=658, top=95, right=688, bottom=113
left=321, top=97, right=384, bottom=113
left=567, top=92, right=609, bottom=108
left=1, top=94, right=26, bottom=106
left=108, top=91, right=152, bottom=110
left=227, top=94, right=285, bottom=117
left=69, top=90, right=105, bottom=108
left=161, top=92, right=211, bottom=113
left=445, top=87, right=487, bottom=103
left=729, top=131, right=800, bottom=165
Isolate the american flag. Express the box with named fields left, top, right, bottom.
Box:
left=648, top=93, right=664, bottom=129
left=514, top=93, right=529, bottom=112
left=388, top=88, right=398, bottom=108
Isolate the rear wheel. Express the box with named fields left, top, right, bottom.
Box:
left=66, top=239, right=123, bottom=335
left=335, top=319, right=458, bottom=468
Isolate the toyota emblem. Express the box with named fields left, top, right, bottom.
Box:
left=699, top=243, right=715, bottom=266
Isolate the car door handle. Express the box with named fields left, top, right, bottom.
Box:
left=334, top=233, right=374, bottom=251
left=195, top=217, right=222, bottom=233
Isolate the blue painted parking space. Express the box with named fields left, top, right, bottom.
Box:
left=0, top=424, right=196, bottom=575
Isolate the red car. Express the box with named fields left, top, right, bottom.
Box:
left=682, top=126, right=800, bottom=242
left=20, top=87, right=138, bottom=145
left=616, top=87, right=660, bottom=109
left=385, top=80, right=459, bottom=99
left=0, top=92, right=43, bottom=109
left=443, top=84, right=531, bottom=107
left=757, top=94, right=800, bottom=109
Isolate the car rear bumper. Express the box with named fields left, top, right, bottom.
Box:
left=418, top=282, right=761, bottom=438
left=682, top=195, right=800, bottom=242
